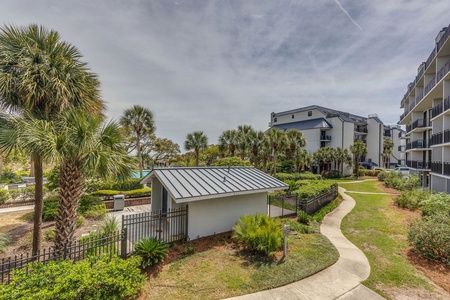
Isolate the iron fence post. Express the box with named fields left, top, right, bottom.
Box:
left=121, top=228, right=128, bottom=259
left=159, top=209, right=162, bottom=240
left=185, top=205, right=189, bottom=241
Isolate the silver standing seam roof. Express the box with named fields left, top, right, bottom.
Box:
left=141, top=167, right=288, bottom=203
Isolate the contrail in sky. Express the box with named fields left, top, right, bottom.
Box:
left=333, top=0, right=364, bottom=33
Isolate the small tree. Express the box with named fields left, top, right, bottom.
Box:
left=382, top=137, right=394, bottom=168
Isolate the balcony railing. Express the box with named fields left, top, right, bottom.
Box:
left=398, top=145, right=406, bottom=152
left=320, top=135, right=331, bottom=141
left=408, top=160, right=430, bottom=169
left=415, top=91, right=423, bottom=103
left=437, top=58, right=450, bottom=82
left=445, top=129, right=450, bottom=143
left=412, top=139, right=428, bottom=149
left=432, top=101, right=444, bottom=118
left=431, top=161, right=443, bottom=174
left=432, top=131, right=443, bottom=145
left=354, top=126, right=368, bottom=133
left=424, top=76, right=436, bottom=96
left=398, top=131, right=406, bottom=138
left=425, top=48, right=436, bottom=71
left=436, top=25, right=450, bottom=53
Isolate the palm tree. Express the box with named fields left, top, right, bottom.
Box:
left=0, top=111, right=133, bottom=250
left=184, top=131, right=208, bottom=167
left=294, top=149, right=312, bottom=173
left=265, top=128, right=287, bottom=176
left=236, top=125, right=253, bottom=160
left=350, top=140, right=368, bottom=178
left=335, top=147, right=352, bottom=176
left=314, top=147, right=334, bottom=173
left=248, top=130, right=266, bottom=168
left=286, top=129, right=306, bottom=159
left=0, top=24, right=104, bottom=254
left=218, top=129, right=239, bottom=157
left=382, top=137, right=394, bottom=168
left=120, top=105, right=155, bottom=178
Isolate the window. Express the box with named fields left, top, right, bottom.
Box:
left=274, top=117, right=277, bottom=122
left=292, top=114, right=294, bottom=119
left=308, top=111, right=312, bottom=117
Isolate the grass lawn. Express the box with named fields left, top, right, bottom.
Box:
left=141, top=233, right=339, bottom=300
left=340, top=180, right=442, bottom=299
left=338, top=180, right=381, bottom=193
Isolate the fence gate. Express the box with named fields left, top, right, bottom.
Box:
left=122, top=205, right=188, bottom=254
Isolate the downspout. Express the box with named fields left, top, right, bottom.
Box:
left=341, top=118, right=344, bottom=175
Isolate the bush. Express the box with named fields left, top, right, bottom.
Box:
left=408, top=213, right=450, bottom=265
left=76, top=215, right=85, bottom=228
left=85, top=178, right=143, bottom=193
left=45, top=166, right=60, bottom=191
left=276, top=172, right=322, bottom=182
left=360, top=169, right=381, bottom=177
left=297, top=211, right=311, bottom=224
left=394, top=189, right=430, bottom=211
left=233, top=213, right=283, bottom=257
left=8, top=189, right=21, bottom=202
left=183, top=245, right=195, bottom=255
left=293, top=181, right=335, bottom=200
left=134, top=237, right=169, bottom=268
left=0, top=189, right=9, bottom=204
left=313, top=199, right=340, bottom=222
left=0, top=255, right=146, bottom=300
left=421, top=192, right=450, bottom=217
left=377, top=170, right=388, bottom=181
left=84, top=204, right=106, bottom=220
left=21, top=186, right=35, bottom=200
left=124, top=188, right=152, bottom=198
left=213, top=157, right=252, bottom=166
left=44, top=229, right=56, bottom=241
left=321, top=170, right=341, bottom=179
left=78, top=195, right=107, bottom=220
left=42, top=197, right=59, bottom=221
left=100, top=216, right=120, bottom=235
left=1, top=168, right=20, bottom=183
left=90, top=189, right=120, bottom=198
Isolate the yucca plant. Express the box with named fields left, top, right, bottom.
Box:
left=0, top=233, right=10, bottom=253
left=134, top=237, right=169, bottom=268
left=100, top=216, right=120, bottom=236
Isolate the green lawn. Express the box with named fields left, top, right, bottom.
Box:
left=338, top=180, right=381, bottom=193
left=340, top=180, right=439, bottom=299
left=142, top=234, right=339, bottom=300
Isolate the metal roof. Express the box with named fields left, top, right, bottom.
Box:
left=141, top=167, right=288, bottom=203
left=272, top=118, right=332, bottom=130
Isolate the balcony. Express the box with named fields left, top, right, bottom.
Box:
left=354, top=126, right=368, bottom=134
left=445, top=163, right=450, bottom=176
left=431, top=161, right=443, bottom=174
left=406, top=118, right=429, bottom=133
left=437, top=58, right=450, bottom=82
left=436, top=25, right=450, bottom=53
left=425, top=48, right=436, bottom=71
left=398, top=131, right=406, bottom=138
left=320, top=134, right=331, bottom=141
left=432, top=131, right=443, bottom=145
left=412, top=139, right=428, bottom=149
left=398, top=145, right=406, bottom=152
left=407, top=160, right=430, bottom=169
left=423, top=76, right=436, bottom=96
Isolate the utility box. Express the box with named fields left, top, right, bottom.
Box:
left=113, top=195, right=125, bottom=211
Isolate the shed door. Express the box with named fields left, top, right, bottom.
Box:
left=162, top=187, right=168, bottom=213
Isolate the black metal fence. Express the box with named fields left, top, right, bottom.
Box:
left=268, top=184, right=338, bottom=217
left=1, top=205, right=189, bottom=284
left=122, top=206, right=188, bottom=254
left=1, top=230, right=125, bottom=284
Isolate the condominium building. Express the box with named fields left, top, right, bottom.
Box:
left=398, top=24, right=450, bottom=192
left=269, top=105, right=404, bottom=175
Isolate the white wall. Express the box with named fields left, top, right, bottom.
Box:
left=302, top=129, right=321, bottom=153
left=367, top=118, right=382, bottom=166
left=151, top=177, right=162, bottom=211
left=271, top=108, right=325, bottom=125
left=187, top=192, right=268, bottom=240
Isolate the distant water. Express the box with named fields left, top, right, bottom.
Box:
left=131, top=170, right=151, bottom=179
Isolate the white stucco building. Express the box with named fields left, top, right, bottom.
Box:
left=269, top=105, right=405, bottom=175
left=141, top=167, right=288, bottom=240
left=398, top=24, right=450, bottom=192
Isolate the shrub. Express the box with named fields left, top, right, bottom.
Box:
left=360, top=169, right=381, bottom=177
left=134, top=237, right=169, bottom=268
left=8, top=189, right=21, bottom=202
left=321, top=170, right=341, bottom=179
left=85, top=179, right=143, bottom=193
left=21, top=186, right=35, bottom=200
left=297, top=211, right=311, bottom=224
left=1, top=168, right=20, bottom=182
left=100, top=216, right=120, bottom=235
left=0, top=189, right=9, bottom=204
left=78, top=195, right=107, bottom=220
left=42, top=197, right=59, bottom=221
left=124, top=187, right=151, bottom=198
left=44, top=229, right=56, bottom=241
left=408, top=213, right=450, bottom=265
left=76, top=215, right=85, bottom=228
left=83, top=204, right=106, bottom=220
left=0, top=255, right=145, bottom=300
left=293, top=181, right=335, bottom=200
left=183, top=245, right=195, bottom=255
left=233, top=213, right=283, bottom=257
left=421, top=192, right=450, bottom=217
left=394, top=189, right=430, bottom=211
left=276, top=172, right=322, bottom=182
left=377, top=170, right=388, bottom=181
left=0, top=233, right=10, bottom=253
left=90, top=189, right=120, bottom=198
left=213, top=157, right=252, bottom=166
left=45, top=166, right=60, bottom=191
left=312, top=199, right=340, bottom=222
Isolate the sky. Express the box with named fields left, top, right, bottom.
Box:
left=1, top=1, right=450, bottom=149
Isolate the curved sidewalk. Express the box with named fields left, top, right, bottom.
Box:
left=227, top=187, right=384, bottom=300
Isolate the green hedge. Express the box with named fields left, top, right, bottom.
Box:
left=276, top=172, right=322, bottom=182
left=42, top=195, right=107, bottom=222
left=91, top=188, right=152, bottom=199
left=360, top=169, right=381, bottom=177
left=293, top=180, right=335, bottom=200
left=0, top=255, right=145, bottom=300
left=85, top=178, right=143, bottom=193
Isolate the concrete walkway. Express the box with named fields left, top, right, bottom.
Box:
left=227, top=187, right=384, bottom=300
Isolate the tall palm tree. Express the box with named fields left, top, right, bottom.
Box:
left=0, top=111, right=133, bottom=250
left=248, top=130, right=266, bottom=168
left=286, top=129, right=306, bottom=159
left=265, top=128, right=287, bottom=176
left=0, top=24, right=104, bottom=254
left=120, top=105, right=155, bottom=178
left=237, top=125, right=253, bottom=160
left=335, top=147, right=352, bottom=176
left=184, top=131, right=208, bottom=167
left=350, top=140, right=368, bottom=178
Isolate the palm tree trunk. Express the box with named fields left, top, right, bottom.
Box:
left=253, top=149, right=258, bottom=168
left=0, top=151, right=3, bottom=181
left=55, top=159, right=84, bottom=250
left=195, top=149, right=199, bottom=167
left=30, top=157, right=35, bottom=177
left=137, top=136, right=143, bottom=178
left=273, top=150, right=277, bottom=176
left=32, top=156, right=44, bottom=256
